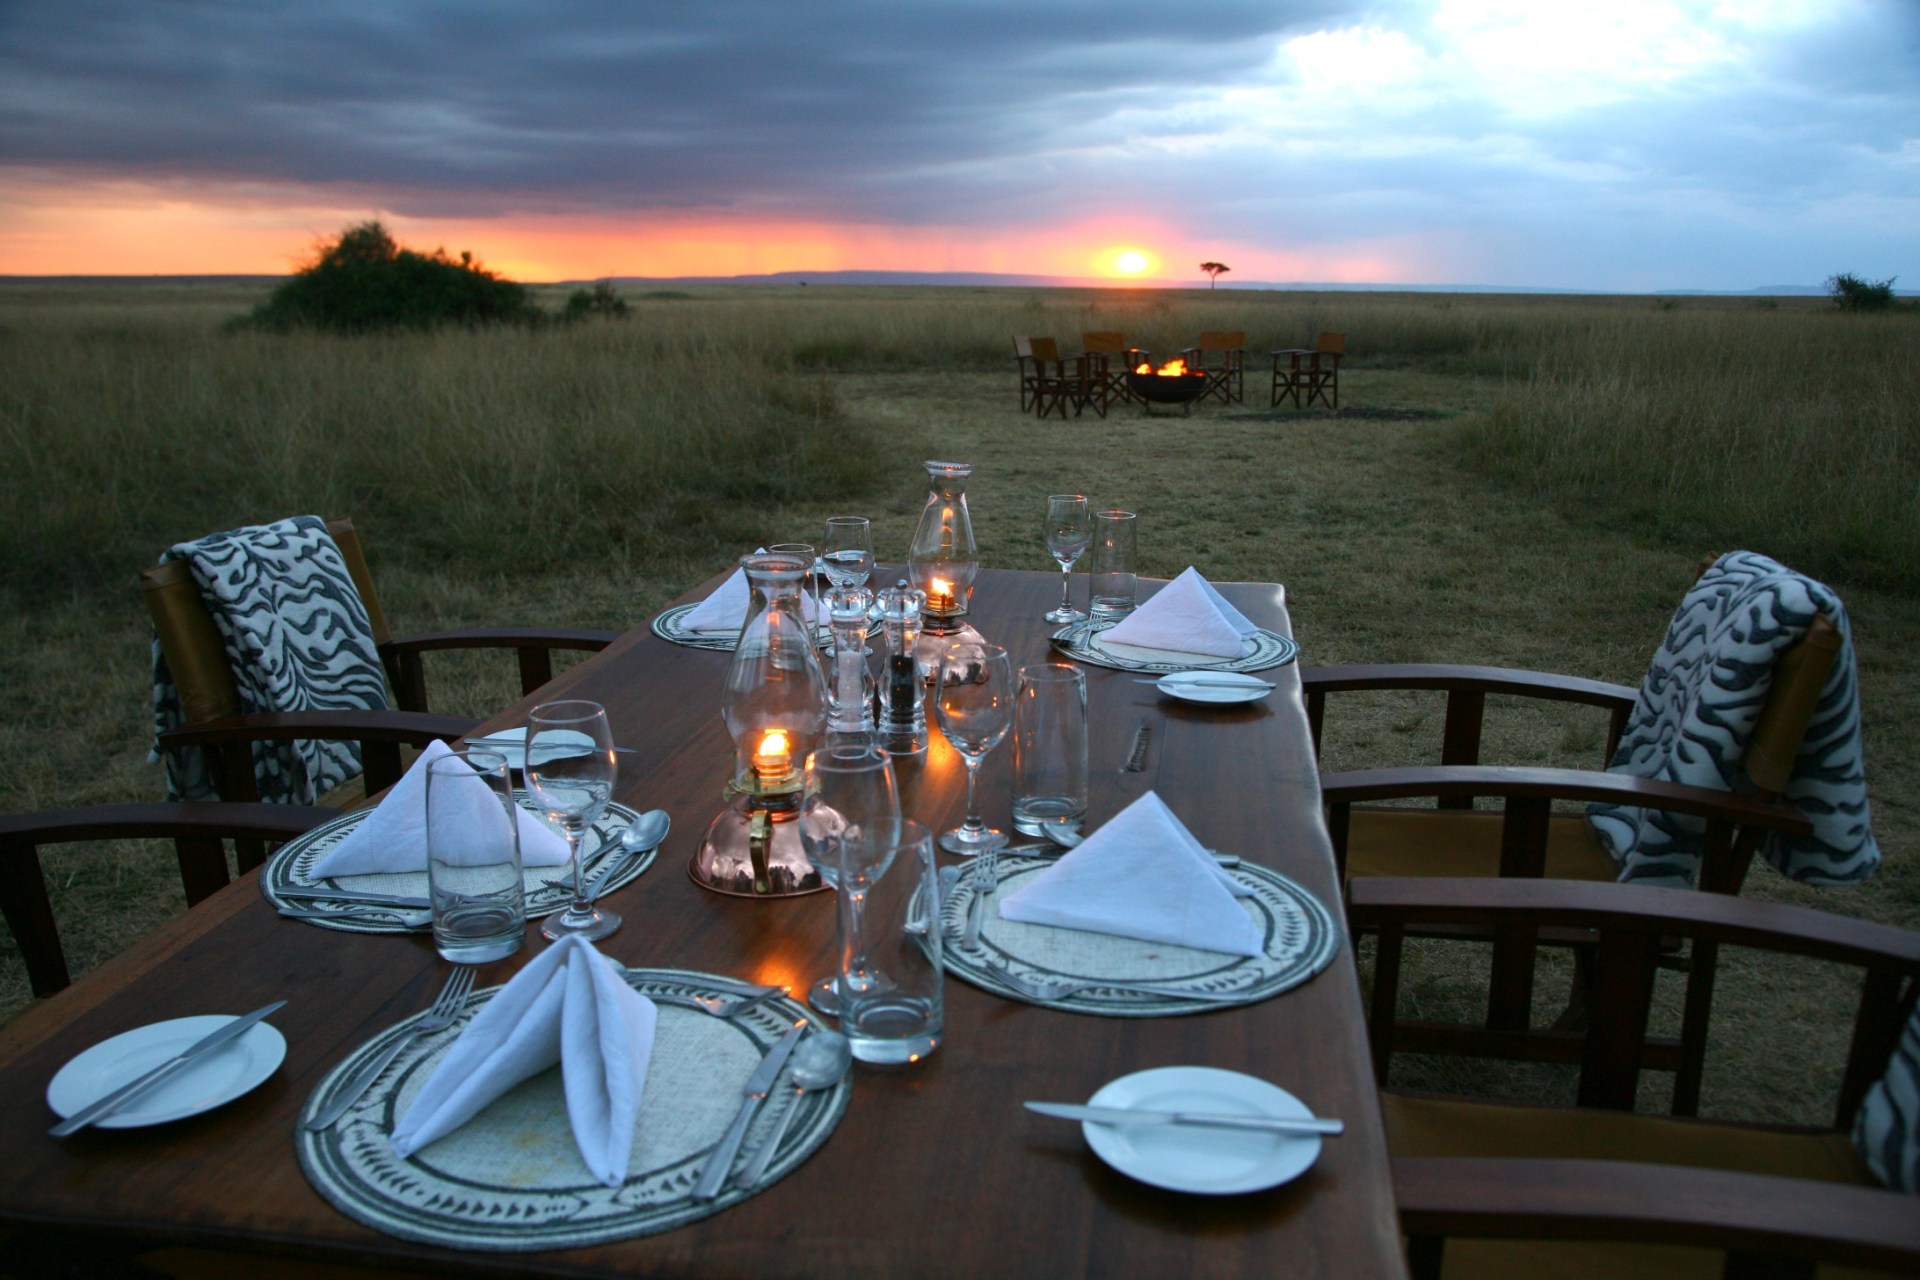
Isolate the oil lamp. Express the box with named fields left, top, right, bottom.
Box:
left=691, top=551, right=831, bottom=897
left=906, top=460, right=984, bottom=679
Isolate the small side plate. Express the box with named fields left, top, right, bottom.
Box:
left=1080, top=1065, right=1322, bottom=1194
left=1152, top=673, right=1274, bottom=705
left=46, top=1016, right=287, bottom=1129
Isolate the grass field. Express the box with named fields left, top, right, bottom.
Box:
left=2, top=280, right=1914, bottom=1127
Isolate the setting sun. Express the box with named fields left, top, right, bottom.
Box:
left=1114, top=250, right=1150, bottom=275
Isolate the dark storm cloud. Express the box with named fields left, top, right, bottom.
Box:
left=0, top=0, right=1367, bottom=218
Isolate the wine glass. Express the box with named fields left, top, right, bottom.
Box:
left=525, top=699, right=621, bottom=942
left=821, top=516, right=876, bottom=589
left=1043, top=494, right=1091, bottom=623
left=799, top=745, right=900, bottom=1014
left=934, top=641, right=1014, bottom=855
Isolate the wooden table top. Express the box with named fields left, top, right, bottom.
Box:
left=0, top=567, right=1405, bottom=1279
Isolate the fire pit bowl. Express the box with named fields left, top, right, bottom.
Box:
left=1126, top=370, right=1211, bottom=405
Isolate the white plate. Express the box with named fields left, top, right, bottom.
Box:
left=1080, top=1066, right=1322, bottom=1194
left=46, top=1015, right=287, bottom=1129
left=459, top=727, right=592, bottom=772
left=1153, top=673, right=1274, bottom=705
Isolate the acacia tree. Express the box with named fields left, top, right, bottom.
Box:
left=1200, top=262, right=1230, bottom=289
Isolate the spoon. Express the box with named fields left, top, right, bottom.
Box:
left=544, top=809, right=671, bottom=899
left=1039, top=819, right=1241, bottom=869
left=737, top=1031, right=853, bottom=1187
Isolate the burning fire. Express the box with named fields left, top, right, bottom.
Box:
left=927, top=576, right=956, bottom=613
left=751, top=729, right=793, bottom=782
left=1134, top=357, right=1193, bottom=377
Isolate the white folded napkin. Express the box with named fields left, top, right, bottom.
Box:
left=997, top=791, right=1263, bottom=956
left=390, top=936, right=659, bottom=1186
left=1100, top=567, right=1258, bottom=660
left=309, top=738, right=571, bottom=878
left=682, top=553, right=821, bottom=633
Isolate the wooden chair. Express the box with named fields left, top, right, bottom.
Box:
left=1352, top=877, right=1920, bottom=1280
left=1012, top=336, right=1041, bottom=412
left=0, top=802, right=332, bottom=996
left=1081, top=331, right=1146, bottom=405
left=144, top=516, right=618, bottom=804
left=1027, top=337, right=1101, bottom=420
left=1180, top=330, right=1246, bottom=404
left=1271, top=331, right=1345, bottom=409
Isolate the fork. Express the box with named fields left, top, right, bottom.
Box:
left=303, top=967, right=478, bottom=1131
left=962, top=846, right=1000, bottom=951
left=985, top=962, right=1254, bottom=1004
left=280, top=906, right=433, bottom=929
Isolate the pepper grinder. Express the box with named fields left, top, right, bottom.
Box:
left=875, top=579, right=927, bottom=757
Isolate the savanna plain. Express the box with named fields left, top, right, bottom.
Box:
left=2, top=280, right=1915, bottom=1125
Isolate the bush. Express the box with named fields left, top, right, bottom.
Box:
left=561, top=281, right=632, bottom=321
left=1826, top=272, right=1898, bottom=313
left=236, top=221, right=542, bottom=333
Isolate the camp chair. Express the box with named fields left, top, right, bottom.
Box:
left=0, top=802, right=332, bottom=996
left=1012, top=336, right=1041, bottom=412
left=1352, top=877, right=1920, bottom=1280
left=1180, top=330, right=1246, bottom=404
left=143, top=516, right=618, bottom=805
left=1081, top=331, right=1146, bottom=405
left=1027, top=337, right=1100, bottom=420
left=1271, top=331, right=1346, bottom=409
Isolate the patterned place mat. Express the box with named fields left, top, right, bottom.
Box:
left=1050, top=619, right=1299, bottom=674
left=297, top=969, right=846, bottom=1251
left=262, top=798, right=648, bottom=932
left=650, top=603, right=833, bottom=653
left=934, top=856, right=1340, bottom=1016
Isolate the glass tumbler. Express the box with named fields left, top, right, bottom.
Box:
left=1089, top=509, right=1138, bottom=618
left=1011, top=663, right=1088, bottom=838
left=424, top=749, right=526, bottom=964
left=839, top=820, right=943, bottom=1065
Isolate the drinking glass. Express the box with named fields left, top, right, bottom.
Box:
left=840, top=821, right=943, bottom=1065
left=799, top=745, right=901, bottom=1015
left=1011, top=664, right=1088, bottom=838
left=933, top=641, right=1014, bottom=855
left=1089, top=509, right=1139, bottom=618
left=821, top=516, right=876, bottom=589
left=769, top=541, right=821, bottom=627
left=526, top=699, right=620, bottom=942
left=424, top=749, right=526, bottom=964
left=1042, top=494, right=1091, bottom=623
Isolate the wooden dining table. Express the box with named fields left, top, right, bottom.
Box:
left=0, top=567, right=1406, bottom=1278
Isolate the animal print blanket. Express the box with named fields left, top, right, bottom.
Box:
left=1588, top=551, right=1878, bottom=888
left=149, top=516, right=389, bottom=804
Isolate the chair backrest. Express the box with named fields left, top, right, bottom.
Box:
left=1082, top=331, right=1128, bottom=354
left=1314, top=331, right=1346, bottom=355
left=1746, top=613, right=1841, bottom=795
left=1029, top=337, right=1063, bottom=362
left=142, top=516, right=392, bottom=731
left=1012, top=335, right=1035, bottom=361
left=1196, top=330, right=1245, bottom=350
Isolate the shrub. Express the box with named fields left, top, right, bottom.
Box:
left=237, top=221, right=542, bottom=333
left=562, top=281, right=632, bottom=321
left=1826, top=272, right=1898, bottom=313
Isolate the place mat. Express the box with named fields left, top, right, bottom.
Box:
left=934, top=856, right=1339, bottom=1016
left=1050, top=618, right=1298, bottom=674
left=262, top=798, right=648, bottom=932
left=650, top=603, right=832, bottom=653
left=297, top=968, right=847, bottom=1251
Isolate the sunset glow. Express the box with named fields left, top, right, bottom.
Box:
left=1114, top=251, right=1150, bottom=276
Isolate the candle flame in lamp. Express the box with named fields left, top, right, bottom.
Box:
left=927, top=576, right=957, bottom=614
left=751, top=728, right=794, bottom=783
left=1134, top=357, right=1191, bottom=377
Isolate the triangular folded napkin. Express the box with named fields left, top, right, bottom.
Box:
left=997, top=791, right=1263, bottom=956
left=309, top=738, right=571, bottom=878
left=391, top=936, right=659, bottom=1186
left=682, top=553, right=822, bottom=633
left=1100, top=567, right=1258, bottom=660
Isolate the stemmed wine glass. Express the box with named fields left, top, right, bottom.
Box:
left=1043, top=494, right=1092, bottom=623
left=526, top=699, right=621, bottom=942
left=821, top=516, right=875, bottom=589
left=934, top=641, right=1014, bottom=855
left=799, top=745, right=901, bottom=1014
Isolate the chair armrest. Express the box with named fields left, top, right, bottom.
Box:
left=157, top=709, right=478, bottom=748
left=1393, top=1157, right=1920, bottom=1276
left=0, top=802, right=334, bottom=844
left=1320, top=765, right=1811, bottom=836
left=384, top=626, right=619, bottom=654
left=1303, top=663, right=1637, bottom=710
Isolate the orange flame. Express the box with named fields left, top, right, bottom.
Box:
left=1134, top=358, right=1191, bottom=377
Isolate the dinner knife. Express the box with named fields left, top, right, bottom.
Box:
left=279, top=889, right=432, bottom=909
left=1000, top=842, right=1241, bottom=869
left=1025, top=1101, right=1343, bottom=1136
left=50, top=1001, right=288, bottom=1137
left=1135, top=677, right=1276, bottom=690
left=691, top=1019, right=809, bottom=1201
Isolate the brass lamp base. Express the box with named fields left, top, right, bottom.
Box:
left=689, top=785, right=826, bottom=898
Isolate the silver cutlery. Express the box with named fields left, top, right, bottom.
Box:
left=692, top=1019, right=808, bottom=1201
left=541, top=808, right=670, bottom=900
left=1005, top=838, right=1242, bottom=869
left=303, top=968, right=475, bottom=1132
left=1124, top=721, right=1152, bottom=772
left=1030, top=821, right=1242, bottom=868
left=51, top=1000, right=288, bottom=1136
left=1024, top=1101, right=1343, bottom=1136
left=736, top=1030, right=851, bottom=1188
left=649, top=989, right=784, bottom=1019
left=279, top=889, right=431, bottom=909
left=985, top=964, right=1255, bottom=1004
left=961, top=846, right=1000, bottom=952
left=1135, top=676, right=1275, bottom=690
left=463, top=736, right=639, bottom=758
left=280, top=906, right=432, bottom=929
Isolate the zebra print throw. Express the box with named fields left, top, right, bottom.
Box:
left=1855, top=1004, right=1920, bottom=1193
left=1588, top=551, right=1878, bottom=888
left=149, top=516, right=388, bottom=804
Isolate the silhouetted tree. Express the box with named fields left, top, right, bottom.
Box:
left=562, top=281, right=632, bottom=321
left=1200, top=262, right=1230, bottom=289
left=1826, top=272, right=1898, bottom=313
